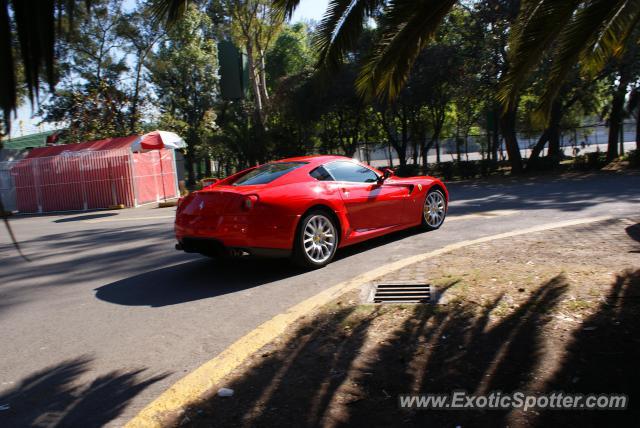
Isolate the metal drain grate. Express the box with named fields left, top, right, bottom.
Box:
left=373, top=282, right=432, bottom=304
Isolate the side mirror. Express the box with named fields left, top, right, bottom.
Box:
left=377, top=168, right=394, bottom=184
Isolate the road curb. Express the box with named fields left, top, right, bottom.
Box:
left=126, top=215, right=612, bottom=427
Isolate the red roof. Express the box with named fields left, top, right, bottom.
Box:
left=25, top=135, right=140, bottom=158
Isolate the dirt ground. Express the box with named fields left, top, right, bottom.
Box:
left=175, top=217, right=640, bottom=428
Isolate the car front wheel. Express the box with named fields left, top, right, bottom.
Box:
left=293, top=210, right=339, bottom=269
left=421, top=188, right=447, bottom=230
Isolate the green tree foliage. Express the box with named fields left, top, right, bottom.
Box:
left=117, top=2, right=166, bottom=134
left=41, top=0, right=133, bottom=142
left=5, top=0, right=639, bottom=175
left=148, top=4, right=220, bottom=183
left=266, top=23, right=313, bottom=87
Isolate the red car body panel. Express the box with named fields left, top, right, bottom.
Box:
left=175, top=155, right=448, bottom=256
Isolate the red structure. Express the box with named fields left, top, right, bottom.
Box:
left=12, top=134, right=179, bottom=213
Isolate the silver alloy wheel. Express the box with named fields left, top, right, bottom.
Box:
left=303, top=214, right=336, bottom=263
left=424, top=191, right=446, bottom=228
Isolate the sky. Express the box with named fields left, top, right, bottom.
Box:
left=291, top=0, right=329, bottom=23
left=9, top=0, right=329, bottom=138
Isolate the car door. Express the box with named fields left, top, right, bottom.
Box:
left=324, top=161, right=410, bottom=231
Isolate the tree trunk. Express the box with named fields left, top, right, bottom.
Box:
left=619, top=121, right=625, bottom=156
left=398, top=106, right=408, bottom=167
left=636, top=113, right=640, bottom=151
left=129, top=56, right=144, bottom=133
left=245, top=40, right=264, bottom=129
left=259, top=51, right=269, bottom=105
left=527, top=130, right=550, bottom=168
left=491, top=108, right=500, bottom=162
left=185, top=151, right=195, bottom=185
left=546, top=101, right=562, bottom=162
left=205, top=156, right=212, bottom=176
left=607, top=100, right=622, bottom=161
left=500, top=106, right=523, bottom=173
left=608, top=74, right=630, bottom=161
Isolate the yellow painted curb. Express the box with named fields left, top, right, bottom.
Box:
left=126, top=215, right=612, bottom=427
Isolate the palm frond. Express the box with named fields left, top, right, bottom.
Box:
left=313, top=0, right=382, bottom=71
left=1, top=0, right=92, bottom=134
left=498, top=0, right=581, bottom=110
left=272, top=0, right=302, bottom=20
left=580, top=0, right=640, bottom=72
left=536, top=0, right=630, bottom=119
left=0, top=0, right=17, bottom=130
left=355, top=0, right=456, bottom=101
left=150, top=0, right=190, bottom=25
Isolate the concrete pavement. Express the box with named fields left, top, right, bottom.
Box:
left=1, top=172, right=639, bottom=426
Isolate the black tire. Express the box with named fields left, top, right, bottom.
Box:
left=292, top=209, right=339, bottom=269
left=421, top=188, right=447, bottom=231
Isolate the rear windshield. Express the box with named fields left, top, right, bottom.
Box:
left=231, top=162, right=306, bottom=186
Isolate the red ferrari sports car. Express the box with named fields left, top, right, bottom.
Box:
left=175, top=155, right=448, bottom=268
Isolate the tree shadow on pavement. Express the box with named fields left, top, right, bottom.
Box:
left=183, top=270, right=640, bottom=427
left=626, top=223, right=640, bottom=253
left=448, top=173, right=640, bottom=216
left=0, top=356, right=169, bottom=427
left=535, top=269, right=640, bottom=427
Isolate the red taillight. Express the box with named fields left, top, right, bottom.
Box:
left=242, top=195, right=259, bottom=211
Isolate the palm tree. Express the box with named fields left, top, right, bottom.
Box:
left=1, top=0, right=73, bottom=135
left=3, top=0, right=640, bottom=148
left=278, top=0, right=640, bottom=164
left=275, top=1, right=640, bottom=107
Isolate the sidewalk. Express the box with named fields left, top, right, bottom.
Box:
left=171, top=218, right=640, bottom=427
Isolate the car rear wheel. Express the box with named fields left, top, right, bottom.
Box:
left=293, top=210, right=339, bottom=269
left=421, top=188, right=447, bottom=230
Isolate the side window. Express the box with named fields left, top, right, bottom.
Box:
left=309, top=166, right=334, bottom=181
left=325, top=161, right=379, bottom=183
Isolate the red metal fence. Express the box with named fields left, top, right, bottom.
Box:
left=133, top=150, right=178, bottom=205
left=7, top=148, right=178, bottom=213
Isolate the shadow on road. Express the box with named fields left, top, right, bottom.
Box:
left=53, top=213, right=119, bottom=223
left=95, top=258, right=301, bottom=307
left=94, top=224, right=435, bottom=307
left=0, top=356, right=169, bottom=427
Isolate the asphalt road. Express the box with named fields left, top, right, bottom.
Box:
left=1, top=172, right=639, bottom=427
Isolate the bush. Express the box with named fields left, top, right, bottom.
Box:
left=457, top=161, right=479, bottom=179
left=527, top=156, right=560, bottom=171
left=628, top=150, right=640, bottom=168
left=394, top=163, right=422, bottom=177
left=574, top=151, right=606, bottom=171
left=480, top=159, right=498, bottom=176
left=438, top=162, right=454, bottom=181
